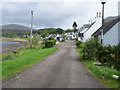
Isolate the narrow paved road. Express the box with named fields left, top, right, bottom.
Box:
left=3, top=40, right=104, bottom=88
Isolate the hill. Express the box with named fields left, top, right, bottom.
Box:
left=33, top=28, right=64, bottom=38
left=2, top=29, right=30, bottom=38
left=1, top=24, right=32, bottom=31
left=1, top=24, right=36, bottom=38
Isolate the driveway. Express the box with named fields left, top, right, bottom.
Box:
left=3, top=40, right=104, bottom=88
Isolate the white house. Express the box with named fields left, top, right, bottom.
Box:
left=92, top=16, right=120, bottom=46
left=79, top=12, right=102, bottom=41
left=65, top=32, right=76, bottom=39
left=78, top=26, right=89, bottom=41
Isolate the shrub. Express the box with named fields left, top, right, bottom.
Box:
left=2, top=48, right=23, bottom=61
left=98, top=45, right=120, bottom=70
left=13, top=48, right=23, bottom=56
left=75, top=38, right=78, bottom=41
left=2, top=54, right=14, bottom=61
left=32, top=37, right=39, bottom=46
left=112, top=45, right=120, bottom=70
left=48, top=37, right=54, bottom=40
left=97, top=45, right=113, bottom=67
left=76, top=41, right=82, bottom=48
left=70, top=37, right=75, bottom=40
left=45, top=40, right=56, bottom=48
left=28, top=37, right=39, bottom=49
left=80, top=37, right=120, bottom=71
left=81, top=37, right=101, bottom=60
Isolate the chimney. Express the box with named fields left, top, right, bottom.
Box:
left=96, top=12, right=99, bottom=17
left=89, top=20, right=93, bottom=24
left=91, top=20, right=92, bottom=24
left=99, top=12, right=101, bottom=17
left=95, top=12, right=101, bottom=22
left=89, top=20, right=91, bottom=24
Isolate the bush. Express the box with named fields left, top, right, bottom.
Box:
left=97, top=45, right=120, bottom=70
left=113, top=45, right=120, bottom=70
left=2, top=48, right=23, bottom=61
left=32, top=37, right=39, bottom=46
left=48, top=37, right=54, bottom=40
left=81, top=38, right=101, bottom=60
left=76, top=41, right=82, bottom=48
left=70, top=37, right=75, bottom=40
left=79, top=37, right=120, bottom=71
left=29, top=37, right=39, bottom=49
left=45, top=40, right=56, bottom=48
left=2, top=54, right=14, bottom=61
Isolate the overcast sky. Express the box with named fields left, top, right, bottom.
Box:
left=0, top=0, right=119, bottom=29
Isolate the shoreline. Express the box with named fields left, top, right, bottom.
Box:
left=1, top=37, right=28, bottom=42
left=1, top=38, right=29, bottom=54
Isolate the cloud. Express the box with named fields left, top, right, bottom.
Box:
left=1, top=0, right=119, bottom=29
left=1, top=0, right=119, bottom=2
left=2, top=2, right=90, bottom=28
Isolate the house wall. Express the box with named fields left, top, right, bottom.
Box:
left=103, top=21, right=119, bottom=46
left=78, top=28, right=88, bottom=41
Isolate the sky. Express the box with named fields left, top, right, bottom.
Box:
left=0, top=0, right=119, bottom=29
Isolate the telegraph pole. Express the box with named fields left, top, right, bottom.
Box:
left=30, top=10, right=33, bottom=48
left=100, top=0, right=107, bottom=45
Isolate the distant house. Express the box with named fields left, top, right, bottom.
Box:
left=65, top=32, right=76, bottom=39
left=78, top=24, right=91, bottom=41
left=92, top=16, right=120, bottom=46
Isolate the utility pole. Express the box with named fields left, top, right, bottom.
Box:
left=30, top=10, right=33, bottom=48
left=100, top=0, right=107, bottom=45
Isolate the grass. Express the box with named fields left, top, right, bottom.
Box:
left=2, top=46, right=57, bottom=80
left=76, top=48, right=120, bottom=88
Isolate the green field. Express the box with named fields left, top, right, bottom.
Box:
left=2, top=46, right=57, bottom=80
left=77, top=48, right=120, bottom=88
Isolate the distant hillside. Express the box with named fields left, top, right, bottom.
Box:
left=1, top=24, right=36, bottom=38
left=34, top=28, right=64, bottom=38
left=2, top=29, right=30, bottom=38
left=1, top=24, right=33, bottom=31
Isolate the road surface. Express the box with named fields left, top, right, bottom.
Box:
left=3, top=40, right=104, bottom=88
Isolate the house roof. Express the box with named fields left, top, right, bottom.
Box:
left=79, top=22, right=95, bottom=33
left=92, top=16, right=120, bottom=36
left=84, top=22, right=95, bottom=33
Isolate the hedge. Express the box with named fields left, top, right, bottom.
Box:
left=97, top=45, right=120, bottom=70
left=45, top=40, right=56, bottom=48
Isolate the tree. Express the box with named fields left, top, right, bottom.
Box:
left=72, top=22, right=77, bottom=30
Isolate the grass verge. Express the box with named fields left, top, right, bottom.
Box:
left=2, top=46, right=57, bottom=80
left=77, top=48, right=120, bottom=88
